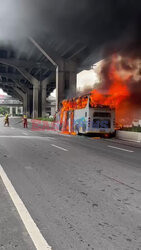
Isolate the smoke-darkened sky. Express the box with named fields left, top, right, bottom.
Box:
left=0, top=0, right=140, bottom=49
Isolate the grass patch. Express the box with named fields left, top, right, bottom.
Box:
left=121, top=126, right=141, bottom=133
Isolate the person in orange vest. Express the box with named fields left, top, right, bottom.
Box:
left=4, top=114, right=9, bottom=127
left=23, top=114, right=28, bottom=128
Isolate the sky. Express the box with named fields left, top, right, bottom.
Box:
left=0, top=89, right=7, bottom=95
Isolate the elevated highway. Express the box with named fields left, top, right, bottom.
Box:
left=0, top=97, right=22, bottom=107
left=0, top=0, right=140, bottom=118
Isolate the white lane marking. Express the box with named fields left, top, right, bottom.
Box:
left=108, top=145, right=134, bottom=153
left=0, top=165, right=52, bottom=250
left=51, top=144, right=68, bottom=152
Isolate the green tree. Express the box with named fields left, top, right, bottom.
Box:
left=0, top=106, right=9, bottom=115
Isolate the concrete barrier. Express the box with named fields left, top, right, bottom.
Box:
left=28, top=119, right=60, bottom=132
left=116, top=130, right=141, bottom=143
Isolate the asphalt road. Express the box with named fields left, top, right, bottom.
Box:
left=0, top=117, right=141, bottom=250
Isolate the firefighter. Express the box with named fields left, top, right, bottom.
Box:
left=23, top=114, right=28, bottom=128
left=4, top=114, right=9, bottom=127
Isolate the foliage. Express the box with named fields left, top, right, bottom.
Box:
left=36, top=117, right=55, bottom=122
left=15, top=113, right=23, bottom=117
left=0, top=106, right=9, bottom=115
left=120, top=126, right=141, bottom=133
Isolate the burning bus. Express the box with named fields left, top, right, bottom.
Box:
left=57, top=93, right=115, bottom=136
left=56, top=53, right=141, bottom=135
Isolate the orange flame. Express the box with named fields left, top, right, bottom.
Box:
left=60, top=55, right=133, bottom=133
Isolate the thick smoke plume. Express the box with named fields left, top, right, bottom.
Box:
left=0, top=0, right=141, bottom=56
left=98, top=43, right=141, bottom=125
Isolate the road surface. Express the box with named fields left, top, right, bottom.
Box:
left=0, top=117, right=141, bottom=250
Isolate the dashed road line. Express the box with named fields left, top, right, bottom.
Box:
left=51, top=144, right=68, bottom=151
left=0, top=164, right=52, bottom=250
left=108, top=145, right=134, bottom=153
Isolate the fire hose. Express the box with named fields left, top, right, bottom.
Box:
left=13, top=120, right=23, bottom=125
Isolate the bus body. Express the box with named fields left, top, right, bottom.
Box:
left=58, top=98, right=115, bottom=136
left=73, top=104, right=115, bottom=135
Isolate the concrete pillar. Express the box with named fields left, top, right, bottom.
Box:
left=33, top=85, right=39, bottom=119
left=69, top=70, right=77, bottom=97
left=56, top=61, right=77, bottom=111
left=16, top=107, right=18, bottom=115
left=10, top=68, right=39, bottom=118
left=56, top=63, right=65, bottom=111
left=21, top=107, right=23, bottom=114
left=38, top=83, right=42, bottom=118
left=66, top=61, right=77, bottom=98
left=14, top=87, right=28, bottom=115
left=41, top=79, right=48, bottom=117
left=51, top=106, right=56, bottom=116
left=27, top=89, right=32, bottom=118
left=10, top=107, right=13, bottom=116
left=23, top=93, right=27, bottom=114
left=14, top=80, right=33, bottom=118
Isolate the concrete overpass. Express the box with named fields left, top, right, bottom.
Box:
left=0, top=97, right=22, bottom=106
left=0, top=0, right=140, bottom=118
left=0, top=96, right=23, bottom=116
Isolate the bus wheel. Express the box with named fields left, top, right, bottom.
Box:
left=75, top=128, right=80, bottom=135
left=76, top=130, right=79, bottom=135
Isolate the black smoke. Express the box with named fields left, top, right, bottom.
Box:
left=99, top=41, right=141, bottom=123
left=0, top=0, right=141, bottom=51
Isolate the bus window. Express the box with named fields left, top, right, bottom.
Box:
left=93, top=112, right=111, bottom=117
left=93, top=119, right=111, bottom=128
